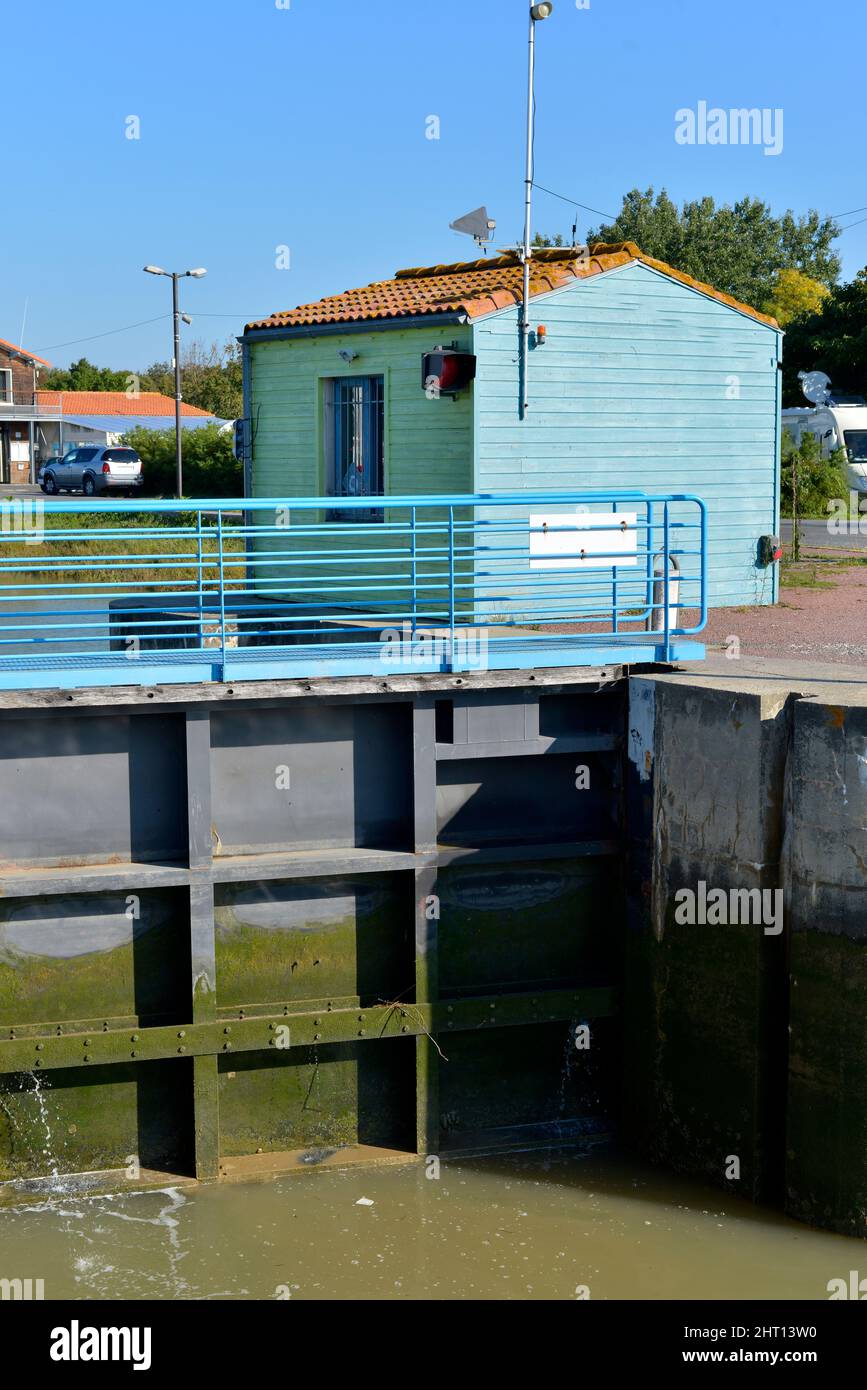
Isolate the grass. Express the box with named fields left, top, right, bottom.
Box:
left=781, top=546, right=867, bottom=590
left=0, top=510, right=244, bottom=589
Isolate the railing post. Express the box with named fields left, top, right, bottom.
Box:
left=447, top=505, right=455, bottom=674
left=612, top=500, right=618, bottom=634
left=662, top=500, right=671, bottom=662
left=216, top=509, right=227, bottom=681
left=410, top=505, right=418, bottom=634
left=195, top=508, right=204, bottom=652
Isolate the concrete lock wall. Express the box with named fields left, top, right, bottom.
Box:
left=0, top=667, right=863, bottom=1238
left=625, top=670, right=867, bottom=1238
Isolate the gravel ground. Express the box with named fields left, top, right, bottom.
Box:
left=700, top=550, right=867, bottom=666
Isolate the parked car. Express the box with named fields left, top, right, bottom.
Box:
left=41, top=446, right=144, bottom=497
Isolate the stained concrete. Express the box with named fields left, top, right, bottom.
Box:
left=627, top=656, right=867, bottom=1237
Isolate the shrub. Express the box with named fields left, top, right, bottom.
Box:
left=123, top=424, right=241, bottom=497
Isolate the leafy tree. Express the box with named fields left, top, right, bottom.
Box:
left=41, top=357, right=132, bottom=392
left=123, top=423, right=241, bottom=497
left=532, top=233, right=567, bottom=248
left=782, top=268, right=867, bottom=404
left=588, top=188, right=841, bottom=307
left=141, top=339, right=242, bottom=419
left=762, top=269, right=830, bottom=326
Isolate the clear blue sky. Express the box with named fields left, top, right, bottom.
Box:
left=5, top=0, right=866, bottom=370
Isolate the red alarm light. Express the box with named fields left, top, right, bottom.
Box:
left=421, top=348, right=477, bottom=396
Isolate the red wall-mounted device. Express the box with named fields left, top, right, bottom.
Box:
left=421, top=348, right=477, bottom=396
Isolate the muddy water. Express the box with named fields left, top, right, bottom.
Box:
left=0, top=1150, right=854, bottom=1300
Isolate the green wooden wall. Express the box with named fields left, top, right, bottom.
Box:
left=248, top=325, right=474, bottom=498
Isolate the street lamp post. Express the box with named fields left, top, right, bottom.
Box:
left=521, top=2, right=554, bottom=419
left=143, top=265, right=207, bottom=497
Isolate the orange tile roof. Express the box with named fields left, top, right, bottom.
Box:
left=35, top=390, right=214, bottom=418
left=0, top=336, right=51, bottom=367
left=245, top=242, right=778, bottom=333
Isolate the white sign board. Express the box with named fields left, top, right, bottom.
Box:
left=529, top=511, right=638, bottom=570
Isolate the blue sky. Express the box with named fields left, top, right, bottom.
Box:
left=5, top=0, right=866, bottom=370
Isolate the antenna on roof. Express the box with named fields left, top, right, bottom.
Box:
left=449, top=206, right=497, bottom=250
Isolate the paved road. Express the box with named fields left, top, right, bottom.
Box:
left=782, top=518, right=867, bottom=549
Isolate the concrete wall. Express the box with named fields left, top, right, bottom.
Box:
left=626, top=668, right=867, bottom=1237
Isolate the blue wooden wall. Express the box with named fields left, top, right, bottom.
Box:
left=471, top=261, right=782, bottom=608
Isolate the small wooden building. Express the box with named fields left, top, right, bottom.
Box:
left=242, top=242, right=782, bottom=607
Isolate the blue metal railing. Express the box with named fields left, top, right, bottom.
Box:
left=0, top=491, right=707, bottom=689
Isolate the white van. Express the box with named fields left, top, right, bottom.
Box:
left=781, top=401, right=867, bottom=493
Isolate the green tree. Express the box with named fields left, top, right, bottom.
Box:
left=782, top=268, right=867, bottom=404
left=41, top=357, right=133, bottom=392
left=780, top=429, right=848, bottom=521
left=762, top=268, right=830, bottom=326
left=588, top=188, right=841, bottom=307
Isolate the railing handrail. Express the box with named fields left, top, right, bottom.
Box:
left=32, top=490, right=708, bottom=515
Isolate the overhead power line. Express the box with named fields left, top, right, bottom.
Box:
left=532, top=182, right=617, bottom=223
left=36, top=315, right=171, bottom=353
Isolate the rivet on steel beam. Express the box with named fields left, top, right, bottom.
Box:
left=35, top=1043, right=43, bottom=1051
left=224, top=1042, right=233, bottom=1051
left=268, top=1023, right=275, bottom=1030
left=83, top=1039, right=91, bottom=1046
left=358, top=1015, right=364, bottom=1022
left=358, top=1029, right=365, bottom=1036
left=178, top=1030, right=186, bottom=1038
left=224, top=1027, right=231, bottom=1034
left=178, top=1046, right=186, bottom=1053
left=314, top=1019, right=321, bottom=1026
left=447, top=1006, right=453, bottom=1013
left=131, top=1034, right=139, bottom=1042
left=401, top=1026, right=408, bottom=1033
left=131, top=1051, right=137, bottom=1058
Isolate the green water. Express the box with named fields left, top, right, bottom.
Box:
left=0, top=1151, right=855, bottom=1300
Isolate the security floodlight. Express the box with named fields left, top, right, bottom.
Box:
left=187, top=268, right=208, bottom=278
left=143, top=265, right=168, bottom=276
left=181, top=313, right=193, bottom=325
left=531, top=2, right=553, bottom=18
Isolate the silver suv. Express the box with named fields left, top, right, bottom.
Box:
left=41, top=446, right=144, bottom=497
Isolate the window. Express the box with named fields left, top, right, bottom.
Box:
left=0, top=369, right=12, bottom=404
left=325, top=375, right=384, bottom=521
left=76, top=448, right=99, bottom=462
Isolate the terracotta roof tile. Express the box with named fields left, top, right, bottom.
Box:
left=35, top=390, right=214, bottom=418
left=245, top=243, right=778, bottom=333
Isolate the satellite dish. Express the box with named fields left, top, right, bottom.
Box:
left=799, top=369, right=832, bottom=406
left=449, top=206, right=497, bottom=247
